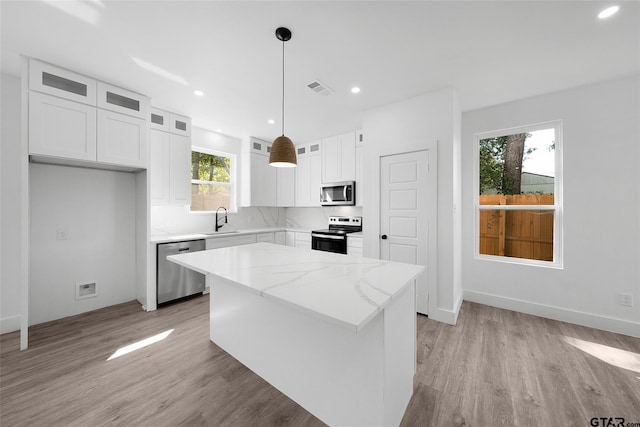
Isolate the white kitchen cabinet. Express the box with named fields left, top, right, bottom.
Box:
left=285, top=231, right=295, bottom=247
left=275, top=231, right=286, bottom=245
left=256, top=232, right=275, bottom=243
left=347, top=235, right=363, bottom=257
left=149, top=108, right=192, bottom=206
left=295, top=141, right=322, bottom=207
left=169, top=134, right=191, bottom=205
left=96, top=109, right=147, bottom=168
left=28, top=91, right=97, bottom=162
left=169, top=113, right=191, bottom=137
left=28, top=59, right=150, bottom=170
left=149, top=129, right=170, bottom=204
left=250, top=151, right=277, bottom=206
left=97, top=81, right=149, bottom=120
left=277, top=167, right=296, bottom=207
left=322, top=131, right=355, bottom=183
left=245, top=137, right=295, bottom=207
left=355, top=145, right=363, bottom=207
left=29, top=59, right=97, bottom=105
left=206, top=234, right=257, bottom=249
left=294, top=231, right=311, bottom=250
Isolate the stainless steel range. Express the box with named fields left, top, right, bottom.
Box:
left=311, top=216, right=362, bottom=254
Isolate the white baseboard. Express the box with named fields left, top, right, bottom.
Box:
left=1, top=315, right=20, bottom=334
left=464, top=290, right=640, bottom=338
left=428, top=294, right=463, bottom=325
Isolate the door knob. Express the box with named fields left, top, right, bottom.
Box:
left=381, top=234, right=388, bottom=240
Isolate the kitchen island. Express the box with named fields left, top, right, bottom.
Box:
left=168, top=243, right=424, bottom=427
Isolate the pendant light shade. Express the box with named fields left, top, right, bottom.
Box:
left=270, top=135, right=297, bottom=167
left=269, top=27, right=297, bottom=167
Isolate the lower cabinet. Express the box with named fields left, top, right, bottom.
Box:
left=347, top=236, right=363, bottom=257
left=294, top=232, right=311, bottom=250
left=285, top=231, right=295, bottom=247
left=206, top=234, right=257, bottom=250
left=256, top=232, right=275, bottom=243
left=274, top=231, right=286, bottom=245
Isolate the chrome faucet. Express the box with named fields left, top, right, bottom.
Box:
left=215, top=207, right=228, bottom=232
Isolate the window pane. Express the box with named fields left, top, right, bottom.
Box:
left=479, top=129, right=555, bottom=197
left=190, top=183, right=230, bottom=212
left=479, top=209, right=554, bottom=262
left=191, top=152, right=230, bottom=183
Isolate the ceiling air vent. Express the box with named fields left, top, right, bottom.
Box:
left=307, top=79, right=334, bottom=96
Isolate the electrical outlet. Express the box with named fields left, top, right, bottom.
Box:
left=56, top=228, right=68, bottom=240
left=618, top=294, right=633, bottom=307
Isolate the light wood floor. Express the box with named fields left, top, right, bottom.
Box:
left=2, top=296, right=639, bottom=426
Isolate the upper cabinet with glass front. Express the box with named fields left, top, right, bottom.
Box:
left=27, top=58, right=150, bottom=170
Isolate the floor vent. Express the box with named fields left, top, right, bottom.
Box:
left=307, top=79, right=334, bottom=96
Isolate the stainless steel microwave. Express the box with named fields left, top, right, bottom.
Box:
left=320, top=181, right=356, bottom=206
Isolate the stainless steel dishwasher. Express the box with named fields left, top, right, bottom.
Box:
left=157, top=239, right=206, bottom=305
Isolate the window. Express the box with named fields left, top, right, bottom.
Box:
left=474, top=121, right=562, bottom=267
left=190, top=147, right=236, bottom=212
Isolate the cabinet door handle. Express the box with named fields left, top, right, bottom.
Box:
left=381, top=235, right=388, bottom=240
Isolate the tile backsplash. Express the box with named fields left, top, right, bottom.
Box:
left=285, top=206, right=363, bottom=230
left=151, top=205, right=363, bottom=236
left=150, top=206, right=285, bottom=236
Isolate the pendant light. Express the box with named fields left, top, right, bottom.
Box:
left=269, top=27, right=297, bottom=167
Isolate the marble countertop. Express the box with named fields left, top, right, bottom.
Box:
left=168, top=243, right=424, bottom=332
left=150, top=228, right=313, bottom=244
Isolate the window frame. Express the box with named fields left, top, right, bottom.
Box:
left=473, top=120, right=563, bottom=269
left=189, top=146, right=237, bottom=214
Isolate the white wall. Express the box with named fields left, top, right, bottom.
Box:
left=0, top=74, right=22, bottom=333
left=29, top=164, right=137, bottom=325
left=462, top=75, right=640, bottom=337
left=362, top=87, right=462, bottom=324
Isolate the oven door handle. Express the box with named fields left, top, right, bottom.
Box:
left=312, top=233, right=345, bottom=240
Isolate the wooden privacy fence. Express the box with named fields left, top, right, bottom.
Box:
left=190, top=185, right=230, bottom=212
left=479, top=194, right=554, bottom=261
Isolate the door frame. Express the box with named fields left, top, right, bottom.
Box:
left=378, top=147, right=438, bottom=316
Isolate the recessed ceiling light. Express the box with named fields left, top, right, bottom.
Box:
left=598, top=5, right=619, bottom=19
left=215, top=129, right=222, bottom=133
left=351, top=87, right=361, bottom=94
left=268, top=119, right=275, bottom=124
left=194, top=90, right=204, bottom=96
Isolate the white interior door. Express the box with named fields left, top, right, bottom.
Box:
left=380, top=150, right=429, bottom=314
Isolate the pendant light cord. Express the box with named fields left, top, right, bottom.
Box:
left=281, top=38, right=285, bottom=137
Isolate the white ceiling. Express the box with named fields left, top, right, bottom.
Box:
left=2, top=1, right=638, bottom=143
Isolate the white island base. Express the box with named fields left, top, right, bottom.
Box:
left=168, top=243, right=423, bottom=427
left=210, top=276, right=415, bottom=427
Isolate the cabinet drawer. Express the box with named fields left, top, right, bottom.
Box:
left=347, top=236, right=363, bottom=248
left=97, top=81, right=149, bottom=119
left=294, top=232, right=311, bottom=249
left=206, top=237, right=237, bottom=249
left=347, top=246, right=363, bottom=257
left=235, top=234, right=258, bottom=246
left=257, top=232, right=275, bottom=243
left=29, top=59, right=97, bottom=105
